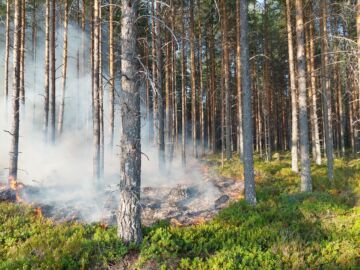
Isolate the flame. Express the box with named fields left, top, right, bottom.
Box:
left=35, top=207, right=43, bottom=218
left=8, top=176, right=24, bottom=202
left=9, top=177, right=18, bottom=190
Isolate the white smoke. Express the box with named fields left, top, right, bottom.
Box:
left=0, top=16, right=221, bottom=223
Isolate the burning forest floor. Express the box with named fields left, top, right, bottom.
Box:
left=0, top=159, right=243, bottom=227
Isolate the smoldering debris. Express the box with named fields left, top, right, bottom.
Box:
left=1, top=162, right=243, bottom=226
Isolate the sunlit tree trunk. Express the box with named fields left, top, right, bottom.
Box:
left=58, top=0, right=69, bottom=135
left=240, top=0, right=256, bottom=205
left=308, top=14, right=322, bottom=165
left=117, top=0, right=142, bottom=245
left=320, top=0, right=334, bottom=182
left=9, top=0, right=22, bottom=183
left=295, top=0, right=312, bottom=192
left=236, top=0, right=244, bottom=161
left=286, top=0, right=298, bottom=172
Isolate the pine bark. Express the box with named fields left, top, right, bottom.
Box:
left=295, top=0, right=312, bottom=192
left=198, top=0, right=205, bottom=156
left=155, top=2, right=165, bottom=166
left=108, top=0, right=115, bottom=149
left=236, top=0, right=244, bottom=161
left=92, top=0, right=101, bottom=182
left=57, top=0, right=69, bottom=135
left=286, top=0, right=299, bottom=172
left=309, top=15, right=322, bottom=165
left=117, top=0, right=142, bottom=245
left=43, top=0, right=50, bottom=142
left=9, top=0, right=22, bottom=183
left=19, top=0, right=25, bottom=104
left=4, top=0, right=10, bottom=99
left=240, top=0, right=256, bottom=205
left=50, top=0, right=56, bottom=144
left=190, top=0, right=197, bottom=158
left=181, top=1, right=187, bottom=167
left=221, top=0, right=232, bottom=161
left=320, top=0, right=334, bottom=181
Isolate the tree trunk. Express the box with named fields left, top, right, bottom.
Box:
left=108, top=0, right=115, bottom=149
left=117, top=0, right=142, bottom=245
left=151, top=0, right=158, bottom=148
left=286, top=0, right=299, bottom=172
left=57, top=0, right=69, bottom=135
left=92, top=0, right=101, bottom=182
left=198, top=0, right=205, bottom=156
left=221, top=0, right=232, bottom=161
left=181, top=1, right=187, bottom=167
left=43, top=0, right=50, bottom=142
left=263, top=0, right=271, bottom=162
left=236, top=0, right=243, bottom=161
left=295, top=0, right=312, bottom=192
left=240, top=0, right=256, bottom=205
left=9, top=0, right=22, bottom=183
left=190, top=0, right=197, bottom=158
left=19, top=0, right=26, bottom=105
left=155, top=2, right=165, bottom=166
left=309, top=14, right=322, bottom=165
left=320, top=0, right=334, bottom=182
left=4, top=0, right=10, bottom=100
left=50, top=0, right=56, bottom=144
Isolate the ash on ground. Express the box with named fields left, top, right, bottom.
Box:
left=2, top=162, right=243, bottom=227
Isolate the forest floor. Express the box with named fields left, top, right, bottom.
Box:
left=0, top=153, right=359, bottom=269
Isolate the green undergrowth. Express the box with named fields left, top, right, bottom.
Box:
left=1, top=154, right=360, bottom=269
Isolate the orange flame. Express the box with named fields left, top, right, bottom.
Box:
left=35, top=207, right=43, bottom=219
left=8, top=176, right=24, bottom=202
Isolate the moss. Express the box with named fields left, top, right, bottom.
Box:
left=1, top=155, right=360, bottom=269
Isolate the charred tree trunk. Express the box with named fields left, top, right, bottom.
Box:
left=295, top=0, right=312, bottom=192
left=117, top=0, right=142, bottom=245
